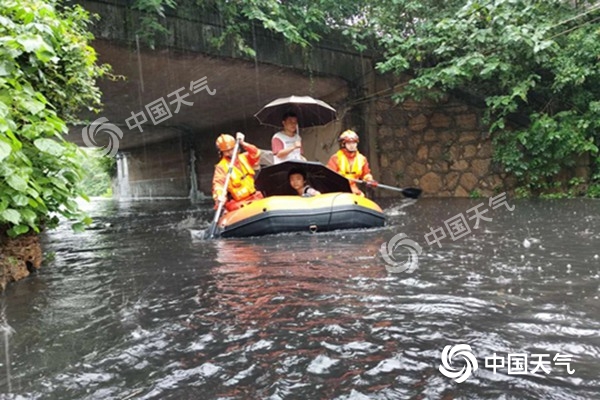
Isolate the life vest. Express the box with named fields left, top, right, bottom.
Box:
left=336, top=149, right=367, bottom=179
left=217, top=154, right=257, bottom=201
left=273, top=131, right=302, bottom=164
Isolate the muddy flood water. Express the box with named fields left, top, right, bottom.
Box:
left=1, top=197, right=599, bottom=399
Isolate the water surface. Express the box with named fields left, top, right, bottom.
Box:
left=1, top=197, right=599, bottom=399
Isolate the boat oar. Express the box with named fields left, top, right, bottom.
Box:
left=205, top=135, right=243, bottom=239
left=351, top=179, right=422, bottom=199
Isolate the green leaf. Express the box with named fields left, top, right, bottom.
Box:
left=9, top=225, right=30, bottom=236
left=1, top=208, right=21, bottom=225
left=0, top=140, right=10, bottom=162
left=42, top=188, right=53, bottom=198
left=0, top=16, right=15, bottom=30
left=0, top=61, right=14, bottom=77
left=16, top=34, right=55, bottom=62
left=34, top=138, right=64, bottom=156
left=6, top=174, right=27, bottom=192
left=26, top=188, right=39, bottom=199
left=20, top=98, right=45, bottom=115
left=72, top=222, right=86, bottom=232
left=19, top=208, right=37, bottom=225
left=16, top=35, right=43, bottom=52
left=10, top=193, right=29, bottom=207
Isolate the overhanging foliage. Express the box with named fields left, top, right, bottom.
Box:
left=375, top=0, right=600, bottom=190
left=0, top=0, right=108, bottom=237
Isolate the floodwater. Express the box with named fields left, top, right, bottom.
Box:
left=1, top=197, right=599, bottom=399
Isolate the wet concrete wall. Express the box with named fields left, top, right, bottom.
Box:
left=68, top=0, right=367, bottom=199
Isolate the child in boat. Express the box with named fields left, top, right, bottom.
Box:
left=288, top=168, right=321, bottom=197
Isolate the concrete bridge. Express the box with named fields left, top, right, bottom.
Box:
left=70, top=0, right=379, bottom=200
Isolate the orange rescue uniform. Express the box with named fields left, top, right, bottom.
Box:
left=212, top=143, right=263, bottom=211
left=327, top=149, right=373, bottom=196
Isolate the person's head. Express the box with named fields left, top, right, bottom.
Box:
left=282, top=112, right=298, bottom=136
left=338, top=129, right=359, bottom=152
left=216, top=134, right=235, bottom=157
left=288, top=167, right=307, bottom=193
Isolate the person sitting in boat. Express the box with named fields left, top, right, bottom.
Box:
left=327, top=130, right=374, bottom=196
left=288, top=167, right=321, bottom=197
left=212, top=132, right=263, bottom=212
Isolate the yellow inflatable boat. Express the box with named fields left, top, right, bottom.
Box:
left=216, top=192, right=385, bottom=238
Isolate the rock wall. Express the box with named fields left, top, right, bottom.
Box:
left=370, top=74, right=596, bottom=197
left=0, top=230, right=42, bottom=291
left=371, top=77, right=515, bottom=197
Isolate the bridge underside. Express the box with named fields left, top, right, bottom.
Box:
left=69, top=39, right=355, bottom=199
left=71, top=39, right=350, bottom=150
left=66, top=1, right=374, bottom=200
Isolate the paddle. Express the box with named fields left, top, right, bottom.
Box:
left=351, top=179, right=422, bottom=199
left=205, top=135, right=243, bottom=239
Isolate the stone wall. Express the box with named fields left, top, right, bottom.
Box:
left=0, top=231, right=42, bottom=291
left=370, top=76, right=592, bottom=197
left=372, top=79, right=515, bottom=197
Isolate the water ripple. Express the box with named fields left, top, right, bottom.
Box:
left=2, top=198, right=599, bottom=399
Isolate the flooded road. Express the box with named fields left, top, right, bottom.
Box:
left=1, top=197, right=599, bottom=399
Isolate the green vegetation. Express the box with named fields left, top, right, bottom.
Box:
left=78, top=149, right=115, bottom=197
left=0, top=0, right=108, bottom=237
left=2, top=0, right=597, bottom=243
left=133, top=0, right=176, bottom=49
left=374, top=1, right=600, bottom=196
left=469, top=190, right=482, bottom=199
left=135, top=0, right=600, bottom=196
left=588, top=184, right=600, bottom=198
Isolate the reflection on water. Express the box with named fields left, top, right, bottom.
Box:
left=0, top=198, right=599, bottom=399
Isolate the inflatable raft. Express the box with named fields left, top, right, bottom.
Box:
left=216, top=192, right=385, bottom=238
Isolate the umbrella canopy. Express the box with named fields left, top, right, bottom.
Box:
left=255, top=160, right=351, bottom=197
left=254, top=95, right=337, bottom=128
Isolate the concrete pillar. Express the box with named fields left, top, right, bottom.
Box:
left=116, top=152, right=131, bottom=200
left=189, top=149, right=200, bottom=202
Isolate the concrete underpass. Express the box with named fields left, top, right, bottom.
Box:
left=68, top=0, right=377, bottom=200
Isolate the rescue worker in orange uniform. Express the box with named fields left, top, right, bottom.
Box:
left=212, top=132, right=264, bottom=212
left=327, top=130, right=374, bottom=196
